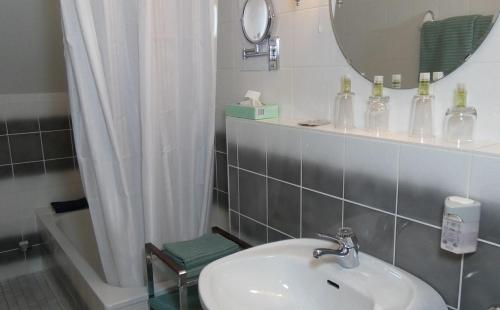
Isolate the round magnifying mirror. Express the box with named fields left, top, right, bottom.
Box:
left=241, top=0, right=274, bottom=44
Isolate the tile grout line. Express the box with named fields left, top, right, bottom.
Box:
left=0, top=128, right=72, bottom=137
left=5, top=130, right=15, bottom=178
left=302, top=185, right=343, bottom=201
left=238, top=212, right=295, bottom=239
left=457, top=154, right=473, bottom=309
left=68, top=115, right=77, bottom=169
left=477, top=238, right=500, bottom=248
left=393, top=144, right=401, bottom=266
left=214, top=150, right=218, bottom=197
left=299, top=132, right=303, bottom=238
left=222, top=141, right=230, bottom=229
left=0, top=156, right=77, bottom=167
left=225, top=119, right=232, bottom=234
left=265, top=128, right=269, bottom=243
left=236, top=120, right=241, bottom=238
left=213, top=188, right=228, bottom=195
left=457, top=254, right=464, bottom=310
left=231, top=165, right=300, bottom=188
left=268, top=226, right=295, bottom=240
left=465, top=154, right=472, bottom=199
left=341, top=134, right=346, bottom=228
left=37, top=117, right=47, bottom=176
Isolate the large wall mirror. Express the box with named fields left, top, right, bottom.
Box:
left=330, top=0, right=499, bottom=89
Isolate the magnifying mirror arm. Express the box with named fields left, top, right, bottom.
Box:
left=242, top=37, right=280, bottom=71
left=242, top=43, right=267, bottom=58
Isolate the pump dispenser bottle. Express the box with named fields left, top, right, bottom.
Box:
left=367, top=75, right=390, bottom=135
left=333, top=76, right=355, bottom=131
left=444, top=84, right=477, bottom=144
left=409, top=72, right=434, bottom=140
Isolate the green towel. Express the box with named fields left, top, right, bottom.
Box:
left=472, top=15, right=494, bottom=51
left=419, top=14, right=493, bottom=75
left=163, top=233, right=239, bottom=270
left=149, top=285, right=201, bottom=310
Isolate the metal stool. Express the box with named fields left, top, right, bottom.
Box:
left=145, top=227, right=251, bottom=310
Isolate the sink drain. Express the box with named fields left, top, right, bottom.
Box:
left=327, top=280, right=340, bottom=289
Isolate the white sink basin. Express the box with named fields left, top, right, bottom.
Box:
left=199, top=239, right=447, bottom=310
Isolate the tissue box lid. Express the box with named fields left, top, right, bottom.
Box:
left=225, top=104, right=279, bottom=120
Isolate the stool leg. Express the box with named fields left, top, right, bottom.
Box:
left=179, top=284, right=188, bottom=310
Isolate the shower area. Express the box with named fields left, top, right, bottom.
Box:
left=0, top=0, right=219, bottom=309
left=0, top=0, right=83, bottom=308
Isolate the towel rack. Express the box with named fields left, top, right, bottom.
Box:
left=422, top=10, right=435, bottom=24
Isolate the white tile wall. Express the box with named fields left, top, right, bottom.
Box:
left=216, top=0, right=500, bottom=142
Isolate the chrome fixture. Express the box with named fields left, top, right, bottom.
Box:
left=242, top=38, right=280, bottom=70
left=422, top=10, right=435, bottom=24
left=241, top=0, right=280, bottom=71
left=295, top=0, right=301, bottom=6
left=313, top=227, right=360, bottom=269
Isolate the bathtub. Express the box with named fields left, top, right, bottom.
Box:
left=37, top=207, right=149, bottom=310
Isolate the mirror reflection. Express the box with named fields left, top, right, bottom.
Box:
left=331, top=0, right=499, bottom=89
left=242, top=0, right=272, bottom=44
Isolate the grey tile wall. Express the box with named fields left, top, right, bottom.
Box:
left=301, top=189, right=342, bottom=238
left=267, top=126, right=301, bottom=184
left=268, top=179, right=301, bottom=237
left=344, top=137, right=398, bottom=213
left=469, top=155, right=500, bottom=244
left=395, top=219, right=461, bottom=307
left=461, top=242, right=500, bottom=309
left=302, top=131, right=344, bottom=197
left=398, top=145, right=469, bottom=226
left=217, top=117, right=500, bottom=310
left=344, top=202, right=394, bottom=263
left=0, top=116, right=79, bottom=253
left=0, top=116, right=77, bottom=180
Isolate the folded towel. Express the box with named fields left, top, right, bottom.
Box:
left=163, top=233, right=239, bottom=270
left=51, top=197, right=88, bottom=213
left=420, top=15, right=493, bottom=75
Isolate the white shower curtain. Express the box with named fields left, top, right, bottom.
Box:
left=59, top=0, right=217, bottom=287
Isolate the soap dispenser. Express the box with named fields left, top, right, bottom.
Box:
left=409, top=72, right=434, bottom=140
left=444, top=84, right=477, bottom=145
left=366, top=75, right=390, bottom=135
left=333, top=75, right=355, bottom=131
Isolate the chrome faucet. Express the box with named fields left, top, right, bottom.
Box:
left=312, top=227, right=360, bottom=269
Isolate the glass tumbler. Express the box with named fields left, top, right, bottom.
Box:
left=409, top=95, right=434, bottom=140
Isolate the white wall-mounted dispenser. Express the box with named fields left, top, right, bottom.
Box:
left=441, top=196, right=481, bottom=254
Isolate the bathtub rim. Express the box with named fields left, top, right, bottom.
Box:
left=36, top=207, right=148, bottom=310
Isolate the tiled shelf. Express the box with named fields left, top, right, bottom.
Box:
left=258, top=117, right=500, bottom=157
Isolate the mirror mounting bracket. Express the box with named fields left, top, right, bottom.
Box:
left=242, top=37, right=280, bottom=71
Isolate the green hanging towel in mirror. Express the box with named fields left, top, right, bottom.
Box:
left=419, top=14, right=493, bottom=76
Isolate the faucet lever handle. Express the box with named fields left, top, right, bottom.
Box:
left=336, top=227, right=360, bottom=251
left=336, top=227, right=355, bottom=238
left=316, top=233, right=346, bottom=250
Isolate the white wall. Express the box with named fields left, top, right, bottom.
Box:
left=0, top=0, right=67, bottom=94
left=216, top=0, right=500, bottom=143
